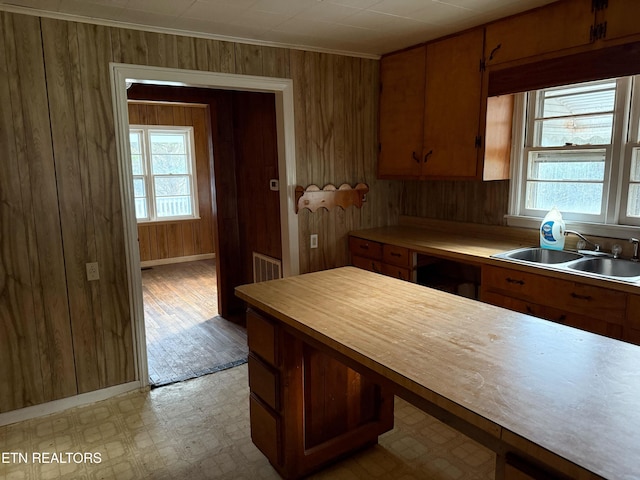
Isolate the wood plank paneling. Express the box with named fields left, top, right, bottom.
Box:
left=1, top=10, right=397, bottom=413
left=402, top=180, right=510, bottom=226
left=76, top=21, right=134, bottom=389
left=129, top=103, right=216, bottom=262
left=41, top=17, right=104, bottom=395
left=0, top=13, right=77, bottom=412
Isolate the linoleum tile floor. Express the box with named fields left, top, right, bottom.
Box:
left=0, top=364, right=495, bottom=480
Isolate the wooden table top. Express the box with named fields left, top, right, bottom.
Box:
left=236, top=267, right=640, bottom=480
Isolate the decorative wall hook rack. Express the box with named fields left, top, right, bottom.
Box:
left=295, top=183, right=369, bottom=213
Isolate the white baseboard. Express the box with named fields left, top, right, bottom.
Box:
left=0, top=381, right=143, bottom=427
left=140, top=253, right=215, bottom=268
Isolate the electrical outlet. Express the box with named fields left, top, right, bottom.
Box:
left=310, top=234, right=318, bottom=249
left=86, top=262, right=100, bottom=281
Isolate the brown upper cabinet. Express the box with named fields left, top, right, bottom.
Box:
left=378, top=28, right=512, bottom=181
left=485, top=0, right=640, bottom=68
left=597, top=0, right=640, bottom=45
left=378, top=45, right=426, bottom=178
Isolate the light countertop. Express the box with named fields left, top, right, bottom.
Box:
left=236, top=266, right=640, bottom=480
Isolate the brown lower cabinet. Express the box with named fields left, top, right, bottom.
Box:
left=480, top=264, right=626, bottom=340
left=246, top=308, right=394, bottom=479
left=349, top=236, right=414, bottom=281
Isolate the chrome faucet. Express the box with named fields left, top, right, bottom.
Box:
left=564, top=230, right=600, bottom=252
left=630, top=238, right=640, bottom=262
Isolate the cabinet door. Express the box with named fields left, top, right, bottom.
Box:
left=598, top=0, right=640, bottom=44
left=485, top=0, right=594, bottom=67
left=378, top=45, right=426, bottom=178
left=422, top=28, right=484, bottom=178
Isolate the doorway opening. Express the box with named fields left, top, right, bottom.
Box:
left=127, top=83, right=283, bottom=387
left=110, top=64, right=299, bottom=388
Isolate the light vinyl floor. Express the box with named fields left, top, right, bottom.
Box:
left=0, top=364, right=495, bottom=480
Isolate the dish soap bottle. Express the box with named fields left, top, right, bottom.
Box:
left=540, top=207, right=566, bottom=250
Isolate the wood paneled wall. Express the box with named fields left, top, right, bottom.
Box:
left=128, top=103, right=216, bottom=262
left=0, top=13, right=77, bottom=413
left=0, top=11, right=396, bottom=412
left=402, top=180, right=510, bottom=226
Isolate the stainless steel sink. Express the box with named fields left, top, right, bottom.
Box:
left=567, top=257, right=640, bottom=278
left=492, top=247, right=640, bottom=283
left=493, top=247, right=583, bottom=264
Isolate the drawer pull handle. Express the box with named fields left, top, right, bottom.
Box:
left=571, top=292, right=592, bottom=301
left=390, top=252, right=402, bottom=257
left=359, top=244, right=369, bottom=250
left=506, top=277, right=525, bottom=285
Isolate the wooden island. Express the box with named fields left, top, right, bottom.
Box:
left=235, top=267, right=640, bottom=480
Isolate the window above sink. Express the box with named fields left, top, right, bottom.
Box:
left=508, top=75, right=640, bottom=235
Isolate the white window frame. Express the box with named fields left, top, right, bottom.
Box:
left=507, top=76, right=640, bottom=237
left=130, top=125, right=199, bottom=223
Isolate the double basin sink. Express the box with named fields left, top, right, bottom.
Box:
left=492, top=247, right=640, bottom=283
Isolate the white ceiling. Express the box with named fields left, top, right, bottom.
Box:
left=0, top=0, right=556, bottom=57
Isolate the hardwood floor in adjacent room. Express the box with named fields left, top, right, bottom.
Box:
left=142, top=260, right=248, bottom=387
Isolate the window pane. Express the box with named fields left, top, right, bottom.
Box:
left=627, top=184, right=640, bottom=217
left=154, top=176, right=190, bottom=196
left=150, top=133, right=186, bottom=154
left=526, top=181, right=603, bottom=214
left=525, top=150, right=605, bottom=215
left=528, top=150, right=605, bottom=180
left=130, top=132, right=144, bottom=175
left=155, top=196, right=193, bottom=217
left=133, top=177, right=145, bottom=197
left=151, top=154, right=188, bottom=174
left=129, top=132, right=141, bottom=154
left=630, top=148, right=640, bottom=181
left=540, top=84, right=615, bottom=118
left=131, top=155, right=144, bottom=175
left=535, top=114, right=614, bottom=147
left=134, top=198, right=147, bottom=219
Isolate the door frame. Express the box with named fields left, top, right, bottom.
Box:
left=109, top=63, right=299, bottom=387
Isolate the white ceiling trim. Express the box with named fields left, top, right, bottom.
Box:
left=0, top=3, right=381, bottom=60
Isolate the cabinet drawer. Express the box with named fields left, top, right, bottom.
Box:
left=250, top=394, right=281, bottom=466
left=381, top=263, right=411, bottom=281
left=383, top=244, right=410, bottom=267
left=248, top=354, right=280, bottom=411
left=626, top=328, right=640, bottom=346
left=482, top=265, right=626, bottom=323
left=349, top=237, right=382, bottom=260
left=482, top=290, right=623, bottom=339
left=352, top=255, right=382, bottom=274
left=247, top=309, right=278, bottom=366
left=627, top=294, right=640, bottom=330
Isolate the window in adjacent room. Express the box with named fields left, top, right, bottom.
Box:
left=509, top=75, right=640, bottom=231
left=129, top=126, right=199, bottom=222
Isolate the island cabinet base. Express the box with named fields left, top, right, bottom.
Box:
left=246, top=308, right=394, bottom=479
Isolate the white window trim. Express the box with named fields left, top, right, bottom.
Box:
left=507, top=79, right=640, bottom=239
left=130, top=124, right=200, bottom=223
